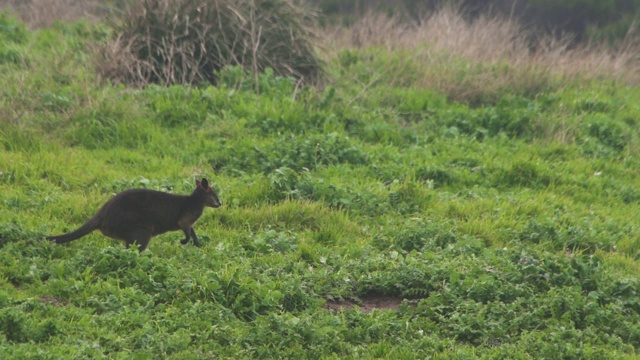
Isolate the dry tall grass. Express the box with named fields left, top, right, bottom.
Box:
left=323, top=6, right=640, bottom=104
left=0, top=0, right=104, bottom=28
left=96, top=0, right=323, bottom=87
left=3, top=0, right=637, bottom=100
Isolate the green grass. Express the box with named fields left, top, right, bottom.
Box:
left=1, top=13, right=640, bottom=358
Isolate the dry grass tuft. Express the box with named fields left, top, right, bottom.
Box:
left=0, top=0, right=104, bottom=28
left=323, top=6, right=640, bottom=104
left=95, top=0, right=323, bottom=87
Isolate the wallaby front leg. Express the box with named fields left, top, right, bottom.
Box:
left=190, top=228, right=201, bottom=247
left=180, top=227, right=201, bottom=247
left=180, top=228, right=191, bottom=245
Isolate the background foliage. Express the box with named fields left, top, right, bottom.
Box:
left=312, top=0, right=640, bottom=44
left=1, top=3, right=640, bottom=358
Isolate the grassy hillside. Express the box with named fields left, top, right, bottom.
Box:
left=1, top=11, right=640, bottom=358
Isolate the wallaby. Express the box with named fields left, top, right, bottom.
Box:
left=47, top=178, right=221, bottom=251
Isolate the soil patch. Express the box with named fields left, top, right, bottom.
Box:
left=325, top=295, right=416, bottom=313
left=40, top=296, right=64, bottom=306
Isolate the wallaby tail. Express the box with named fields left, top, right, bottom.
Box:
left=46, top=215, right=101, bottom=244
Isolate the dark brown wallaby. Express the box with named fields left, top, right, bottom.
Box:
left=46, top=178, right=221, bottom=251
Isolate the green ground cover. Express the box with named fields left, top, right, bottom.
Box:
left=1, top=14, right=640, bottom=358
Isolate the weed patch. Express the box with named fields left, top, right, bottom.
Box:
left=495, top=161, right=552, bottom=189
left=2, top=12, right=640, bottom=358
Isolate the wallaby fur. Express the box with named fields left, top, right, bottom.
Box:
left=46, top=178, right=221, bottom=251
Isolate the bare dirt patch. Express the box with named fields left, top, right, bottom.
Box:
left=40, top=296, right=65, bottom=306
left=325, top=295, right=417, bottom=313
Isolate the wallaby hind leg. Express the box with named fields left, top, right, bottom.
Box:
left=180, top=227, right=201, bottom=247
left=134, top=236, right=152, bottom=252
left=124, top=227, right=153, bottom=252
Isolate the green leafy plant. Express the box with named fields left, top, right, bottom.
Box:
left=2, top=10, right=640, bottom=359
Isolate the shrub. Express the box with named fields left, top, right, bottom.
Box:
left=96, top=0, right=323, bottom=86
left=387, top=179, right=433, bottom=215
left=496, top=161, right=552, bottom=189
left=268, top=133, right=368, bottom=172
left=0, top=11, right=28, bottom=44
left=243, top=229, right=298, bottom=255
left=415, top=166, right=453, bottom=188
left=0, top=13, right=27, bottom=65
left=586, top=114, right=628, bottom=152
left=145, top=85, right=211, bottom=127
left=392, top=221, right=457, bottom=253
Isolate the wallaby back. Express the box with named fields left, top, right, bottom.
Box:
left=47, top=178, right=221, bottom=251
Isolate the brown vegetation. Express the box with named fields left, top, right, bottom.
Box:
left=325, top=295, right=416, bottom=313
left=0, top=0, right=103, bottom=28
left=2, top=1, right=638, bottom=97
left=95, top=0, right=323, bottom=87
left=322, top=7, right=640, bottom=104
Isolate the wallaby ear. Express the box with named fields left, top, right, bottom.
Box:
left=195, top=179, right=201, bottom=187
left=201, top=178, right=209, bottom=189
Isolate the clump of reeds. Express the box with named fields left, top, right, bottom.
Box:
left=95, top=0, right=323, bottom=87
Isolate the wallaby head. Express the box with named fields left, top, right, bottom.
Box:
left=195, top=178, right=222, bottom=208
